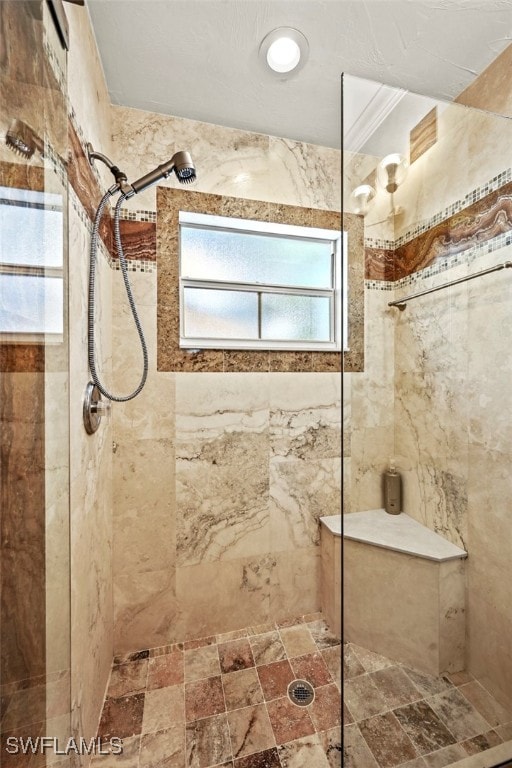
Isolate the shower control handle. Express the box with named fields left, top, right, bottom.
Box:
left=83, top=382, right=112, bottom=435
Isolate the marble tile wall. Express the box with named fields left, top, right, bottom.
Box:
left=66, top=3, right=115, bottom=755
left=109, top=105, right=343, bottom=653
left=345, top=59, right=512, bottom=715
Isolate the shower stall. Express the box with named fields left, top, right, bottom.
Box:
left=343, top=73, right=512, bottom=766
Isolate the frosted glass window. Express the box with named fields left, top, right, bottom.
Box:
left=183, top=288, right=258, bottom=339
left=179, top=211, right=344, bottom=351
left=0, top=188, right=64, bottom=338
left=261, top=294, right=331, bottom=341
left=0, top=187, right=63, bottom=268
left=181, top=226, right=332, bottom=288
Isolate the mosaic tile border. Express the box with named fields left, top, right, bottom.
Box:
left=365, top=167, right=512, bottom=251
left=43, top=37, right=66, bottom=94
left=366, top=227, right=512, bottom=292
left=111, top=258, right=156, bottom=274
left=119, top=208, right=157, bottom=223
left=44, top=139, right=67, bottom=189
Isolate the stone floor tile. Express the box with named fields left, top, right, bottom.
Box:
left=257, top=660, right=295, bottom=702
left=107, top=661, right=149, bottom=699
left=185, top=713, right=231, bottom=768
left=147, top=651, right=184, bottom=691
left=184, top=645, right=220, bottom=683
left=185, top=676, right=225, bottom=722
left=343, top=645, right=365, bottom=680
left=266, top=697, right=315, bottom=745
left=458, top=681, right=512, bottom=727
left=460, top=729, right=503, bottom=755
left=427, top=688, right=491, bottom=742
left=317, top=726, right=341, bottom=768
left=370, top=666, right=423, bottom=710
left=393, top=700, right=456, bottom=755
left=290, top=653, right=332, bottom=688
left=98, top=694, right=145, bottom=740
left=359, top=712, right=418, bottom=768
left=249, top=632, right=286, bottom=666
left=343, top=675, right=388, bottom=722
left=233, top=747, right=281, bottom=767
left=421, top=743, right=467, bottom=767
left=139, top=724, right=185, bottom=768
left=143, top=685, right=184, bottom=734
left=277, top=734, right=330, bottom=767
left=227, top=704, right=276, bottom=759
left=222, top=668, right=264, bottom=711
left=308, top=684, right=341, bottom=732
left=342, top=723, right=379, bottom=768
left=218, top=639, right=255, bottom=674
left=279, top=627, right=317, bottom=659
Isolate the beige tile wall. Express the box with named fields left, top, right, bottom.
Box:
left=66, top=4, right=115, bottom=752
left=109, top=106, right=343, bottom=653
left=345, top=57, right=512, bottom=714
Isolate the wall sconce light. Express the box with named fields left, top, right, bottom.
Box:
left=377, top=153, right=409, bottom=193
left=350, top=184, right=376, bottom=216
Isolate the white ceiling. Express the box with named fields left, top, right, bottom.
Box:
left=86, top=0, right=512, bottom=150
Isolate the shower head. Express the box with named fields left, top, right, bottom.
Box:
left=5, top=119, right=44, bottom=159
left=128, top=151, right=196, bottom=196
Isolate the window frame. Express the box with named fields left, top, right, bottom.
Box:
left=178, top=211, right=347, bottom=352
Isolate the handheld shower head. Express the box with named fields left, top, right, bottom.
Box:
left=128, top=151, right=196, bottom=196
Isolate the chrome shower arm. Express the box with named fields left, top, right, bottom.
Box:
left=86, top=143, right=131, bottom=192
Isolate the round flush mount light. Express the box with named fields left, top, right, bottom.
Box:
left=259, top=27, right=309, bottom=76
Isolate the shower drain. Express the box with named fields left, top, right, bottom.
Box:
left=287, top=679, right=315, bottom=707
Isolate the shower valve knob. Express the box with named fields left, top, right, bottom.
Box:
left=83, top=382, right=111, bottom=434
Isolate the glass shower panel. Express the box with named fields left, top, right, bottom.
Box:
left=343, top=73, right=512, bottom=764
left=0, top=1, right=70, bottom=764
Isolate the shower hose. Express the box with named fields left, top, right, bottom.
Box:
left=88, top=190, right=148, bottom=401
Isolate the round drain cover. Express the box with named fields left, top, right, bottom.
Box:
left=287, top=679, right=315, bottom=707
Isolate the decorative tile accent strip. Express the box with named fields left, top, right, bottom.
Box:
left=44, top=139, right=67, bottom=189
left=112, top=258, right=156, bottom=274
left=119, top=208, right=157, bottom=223
left=365, top=168, right=512, bottom=254
left=365, top=175, right=512, bottom=281
left=43, top=38, right=66, bottom=94
left=118, top=219, right=157, bottom=262
left=366, top=227, right=512, bottom=292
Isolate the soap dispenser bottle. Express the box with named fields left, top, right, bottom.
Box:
left=383, top=458, right=402, bottom=514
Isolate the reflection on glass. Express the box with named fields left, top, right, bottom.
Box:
left=183, top=287, right=259, bottom=339
left=0, top=186, right=63, bottom=337
left=261, top=293, right=331, bottom=341
left=0, top=275, right=63, bottom=334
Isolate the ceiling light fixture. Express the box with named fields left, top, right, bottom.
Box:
left=259, top=27, right=309, bottom=76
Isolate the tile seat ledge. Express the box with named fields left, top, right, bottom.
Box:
left=319, top=514, right=341, bottom=537
left=340, top=509, right=467, bottom=562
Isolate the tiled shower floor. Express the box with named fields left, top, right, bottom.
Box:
left=343, top=642, right=512, bottom=768
left=93, top=614, right=341, bottom=767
